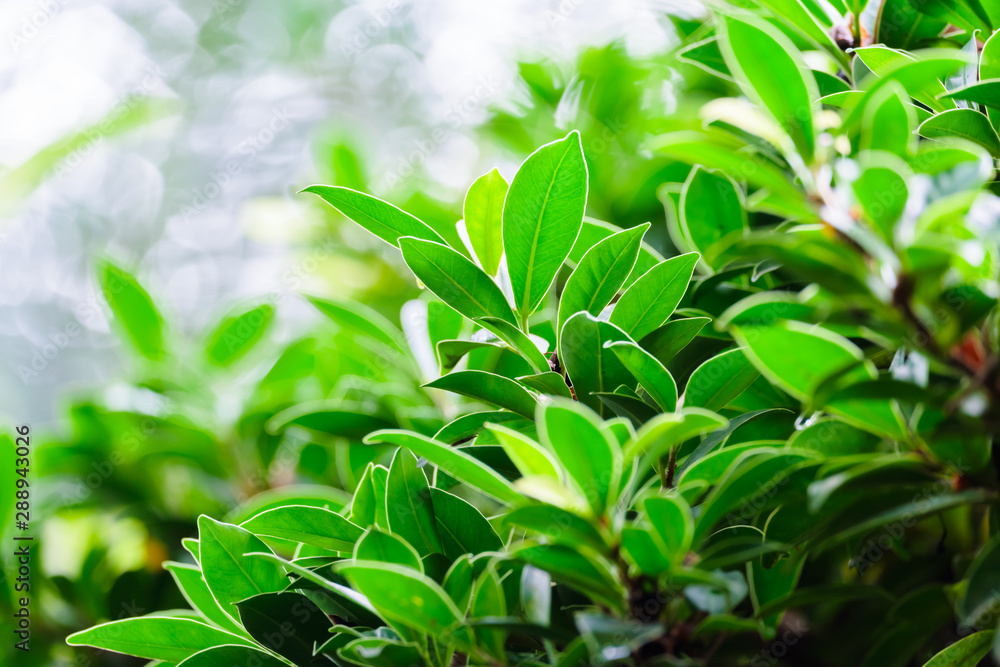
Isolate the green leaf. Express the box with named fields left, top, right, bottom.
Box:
left=204, top=303, right=274, bottom=367
left=860, top=82, right=916, bottom=158
left=244, top=552, right=382, bottom=626
left=486, top=422, right=562, bottom=481
left=503, top=131, right=588, bottom=321
left=385, top=448, right=443, bottom=556
left=515, top=545, right=621, bottom=610
left=853, top=164, right=909, bottom=239
left=335, top=561, right=466, bottom=636
left=476, top=316, right=550, bottom=372
left=399, top=237, right=517, bottom=324
left=163, top=562, right=246, bottom=635
left=854, top=47, right=958, bottom=112
left=365, top=430, right=521, bottom=505
left=348, top=463, right=389, bottom=528
left=680, top=167, right=746, bottom=268
left=235, top=592, right=332, bottom=666
left=539, top=398, right=621, bottom=515
left=503, top=504, right=607, bottom=552
left=693, top=450, right=817, bottom=544
left=197, top=516, right=287, bottom=619
left=431, top=488, right=504, bottom=559
left=623, top=409, right=729, bottom=466
left=472, top=570, right=508, bottom=654
left=639, top=317, right=711, bottom=366
left=717, top=13, right=818, bottom=161
left=517, top=371, right=573, bottom=399
left=918, top=109, right=1000, bottom=157
left=644, top=495, right=694, bottom=567
left=941, top=78, right=1000, bottom=109
left=434, top=411, right=528, bottom=444
left=98, top=259, right=166, bottom=361
left=683, top=348, right=760, bottom=412
left=337, top=637, right=424, bottom=666
left=732, top=321, right=873, bottom=402
left=266, top=401, right=394, bottom=439
left=920, top=631, right=995, bottom=666
left=437, top=339, right=502, bottom=372
left=424, top=370, right=537, bottom=418
left=303, top=185, right=445, bottom=247
left=568, top=218, right=665, bottom=288
left=750, top=0, right=851, bottom=69
left=649, top=130, right=808, bottom=215
left=840, top=54, right=968, bottom=130
left=175, top=646, right=286, bottom=667
left=464, top=168, right=508, bottom=276
left=876, top=0, right=948, bottom=49
left=959, top=533, right=1000, bottom=630
left=557, top=223, right=649, bottom=335
left=606, top=341, right=678, bottom=412
left=610, top=252, right=699, bottom=341
left=241, top=505, right=364, bottom=552
left=355, top=527, right=424, bottom=571
left=560, top=313, right=635, bottom=416
left=622, top=527, right=674, bottom=575
left=307, top=295, right=406, bottom=354
left=67, top=617, right=252, bottom=663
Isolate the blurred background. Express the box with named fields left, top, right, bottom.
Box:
left=0, top=0, right=720, bottom=664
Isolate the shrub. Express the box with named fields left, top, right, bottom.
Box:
left=69, top=3, right=1000, bottom=666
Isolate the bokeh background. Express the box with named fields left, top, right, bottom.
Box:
left=0, top=0, right=725, bottom=664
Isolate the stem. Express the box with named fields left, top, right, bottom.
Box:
left=664, top=446, right=678, bottom=490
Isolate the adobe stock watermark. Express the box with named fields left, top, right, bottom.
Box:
left=48, top=65, right=166, bottom=180
left=340, top=0, right=406, bottom=62
left=380, top=75, right=501, bottom=190
left=177, top=106, right=296, bottom=222
left=8, top=0, right=70, bottom=53
left=16, top=292, right=111, bottom=384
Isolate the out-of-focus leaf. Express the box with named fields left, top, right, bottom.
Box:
left=98, top=259, right=166, bottom=361
left=918, top=109, right=1000, bottom=157
left=504, top=504, right=607, bottom=552
left=204, top=303, right=274, bottom=366
left=680, top=167, right=746, bottom=268
left=717, top=13, right=818, bottom=161
left=539, top=398, right=621, bottom=515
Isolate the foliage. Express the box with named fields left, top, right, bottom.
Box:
left=58, top=1, right=1000, bottom=666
